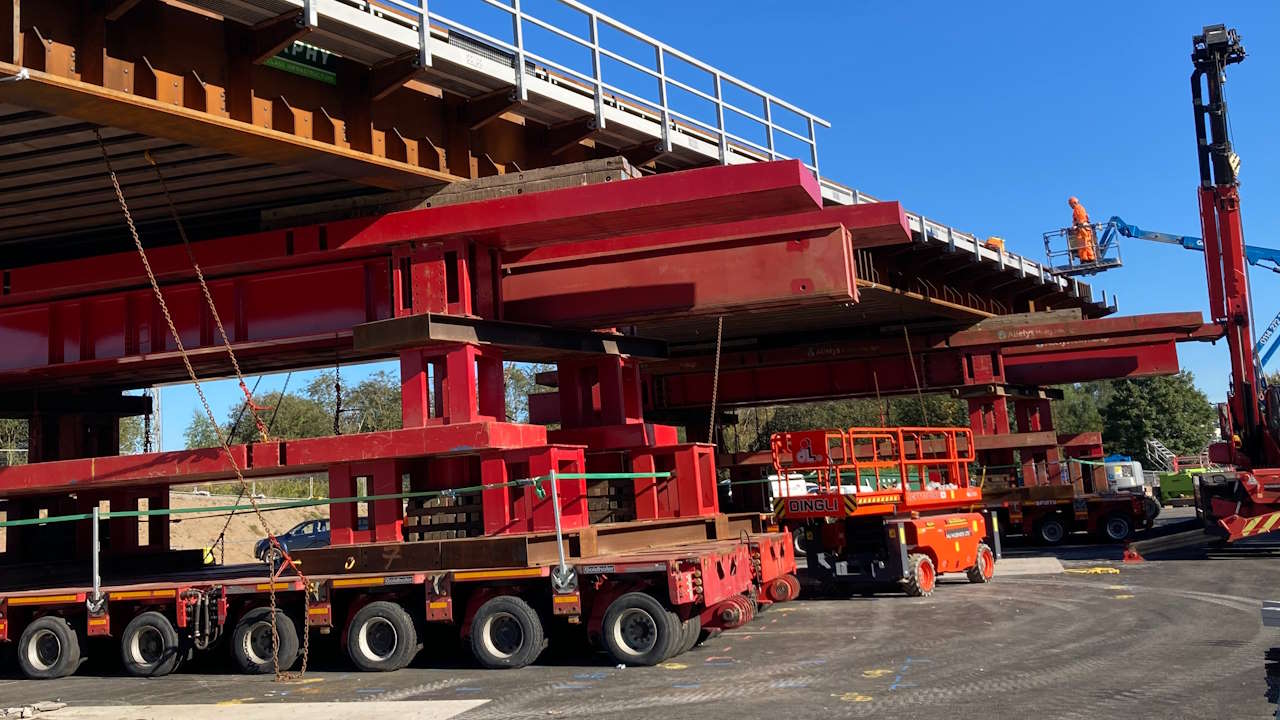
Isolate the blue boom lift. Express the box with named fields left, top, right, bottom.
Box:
left=1044, top=216, right=1280, bottom=369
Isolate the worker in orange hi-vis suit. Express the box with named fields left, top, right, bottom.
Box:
left=1068, top=196, right=1097, bottom=262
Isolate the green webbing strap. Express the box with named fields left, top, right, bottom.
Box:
left=0, top=471, right=673, bottom=529
left=1065, top=457, right=1111, bottom=467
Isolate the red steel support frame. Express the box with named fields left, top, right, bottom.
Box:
left=0, top=161, right=911, bottom=393
left=0, top=161, right=909, bottom=557
left=635, top=313, right=1205, bottom=414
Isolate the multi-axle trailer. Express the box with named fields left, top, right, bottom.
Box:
left=0, top=502, right=795, bottom=679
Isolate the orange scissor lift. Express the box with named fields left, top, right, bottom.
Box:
left=770, top=427, right=999, bottom=596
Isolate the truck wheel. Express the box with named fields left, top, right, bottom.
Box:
left=121, top=611, right=182, bottom=677
left=231, top=607, right=299, bottom=674
left=1037, top=517, right=1067, bottom=545
left=677, top=614, right=702, bottom=655
left=346, top=601, right=418, bottom=672
left=966, top=542, right=996, bottom=584
left=17, top=616, right=81, bottom=679
left=903, top=553, right=936, bottom=597
left=601, top=592, right=680, bottom=666
left=1102, top=513, right=1133, bottom=542
left=468, top=595, right=546, bottom=669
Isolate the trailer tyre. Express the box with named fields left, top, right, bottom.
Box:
left=469, top=595, right=546, bottom=669
left=1037, top=517, right=1067, bottom=545
left=121, top=611, right=182, bottom=677
left=1102, top=513, right=1133, bottom=542
left=677, top=614, right=702, bottom=656
left=17, top=616, right=81, bottom=679
left=903, top=553, right=936, bottom=597
left=601, top=592, right=681, bottom=666
left=231, top=607, right=299, bottom=674
left=346, top=601, right=418, bottom=672
left=966, top=542, right=996, bottom=584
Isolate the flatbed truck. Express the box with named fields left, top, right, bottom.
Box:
left=981, top=481, right=1154, bottom=545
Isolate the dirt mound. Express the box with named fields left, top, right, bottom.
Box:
left=166, top=493, right=329, bottom=564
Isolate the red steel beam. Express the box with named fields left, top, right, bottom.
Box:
left=1, top=160, right=823, bottom=306
left=643, top=339, right=1181, bottom=411
left=0, top=162, right=880, bottom=390
left=501, top=201, right=910, bottom=268
left=503, top=226, right=858, bottom=326
left=0, top=422, right=548, bottom=497
left=636, top=313, right=1204, bottom=411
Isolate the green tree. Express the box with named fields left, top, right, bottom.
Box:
left=119, top=415, right=146, bottom=454
left=1101, top=371, right=1215, bottom=458
left=342, top=370, right=402, bottom=432
left=306, top=370, right=402, bottom=433
left=505, top=363, right=552, bottom=423
left=0, top=418, right=27, bottom=466
left=1052, top=382, right=1109, bottom=434
left=183, top=391, right=329, bottom=448
left=737, top=393, right=967, bottom=452
left=183, top=370, right=404, bottom=449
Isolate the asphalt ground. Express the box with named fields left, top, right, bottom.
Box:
left=1, top=508, right=1275, bottom=719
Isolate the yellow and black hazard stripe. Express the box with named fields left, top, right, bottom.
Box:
left=772, top=498, right=787, bottom=517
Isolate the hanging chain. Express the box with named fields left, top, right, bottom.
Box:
left=333, top=357, right=343, bottom=436
left=98, top=133, right=310, bottom=680
left=142, top=149, right=272, bottom=443
left=707, top=315, right=725, bottom=444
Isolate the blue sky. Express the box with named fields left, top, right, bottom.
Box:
left=156, top=1, right=1279, bottom=449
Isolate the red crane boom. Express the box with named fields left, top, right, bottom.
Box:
left=1190, top=25, right=1280, bottom=540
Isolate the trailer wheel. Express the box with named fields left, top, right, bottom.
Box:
left=1037, top=517, right=1067, bottom=545
left=346, top=601, right=418, bottom=672
left=677, top=614, right=702, bottom=656
left=966, top=542, right=996, bottom=584
left=903, top=553, right=936, bottom=597
left=1102, top=513, right=1133, bottom=542
left=468, top=595, right=546, bottom=669
left=601, top=592, right=680, bottom=666
left=17, top=616, right=80, bottom=679
left=121, top=611, right=182, bottom=677
left=231, top=607, right=299, bottom=674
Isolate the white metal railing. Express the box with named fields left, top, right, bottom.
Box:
left=300, top=0, right=830, bottom=174
left=281, top=0, right=1106, bottom=307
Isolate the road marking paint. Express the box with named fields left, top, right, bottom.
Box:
left=837, top=692, right=873, bottom=702
left=861, top=668, right=893, bottom=678
left=1064, top=567, right=1120, bottom=574
left=1112, top=594, right=1135, bottom=599
left=659, top=662, right=688, bottom=670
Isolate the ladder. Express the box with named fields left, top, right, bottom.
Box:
left=1145, top=438, right=1177, bottom=473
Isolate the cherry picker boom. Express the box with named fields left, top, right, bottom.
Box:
left=1075, top=218, right=1280, bottom=369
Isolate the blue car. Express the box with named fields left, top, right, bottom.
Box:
left=254, top=517, right=372, bottom=561
left=254, top=518, right=331, bottom=561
